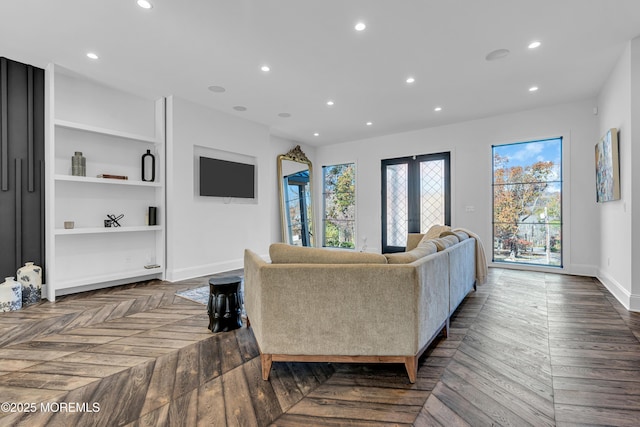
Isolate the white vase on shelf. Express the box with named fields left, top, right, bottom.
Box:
left=17, top=262, right=42, bottom=305
left=0, top=277, right=22, bottom=312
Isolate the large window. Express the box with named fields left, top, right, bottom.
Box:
left=492, top=138, right=562, bottom=267
left=382, top=152, right=450, bottom=253
left=323, top=163, right=356, bottom=248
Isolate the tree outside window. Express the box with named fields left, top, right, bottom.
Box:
left=492, top=138, right=562, bottom=267
left=323, top=163, right=355, bottom=249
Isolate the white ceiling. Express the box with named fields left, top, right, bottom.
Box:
left=2, top=1, right=640, bottom=146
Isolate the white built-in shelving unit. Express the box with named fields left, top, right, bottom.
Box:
left=45, top=65, right=166, bottom=300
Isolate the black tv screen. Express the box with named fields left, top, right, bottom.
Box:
left=199, top=156, right=255, bottom=198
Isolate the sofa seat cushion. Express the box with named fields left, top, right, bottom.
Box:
left=269, top=243, right=388, bottom=264
left=384, top=240, right=437, bottom=264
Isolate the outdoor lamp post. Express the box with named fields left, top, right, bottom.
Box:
left=539, top=207, right=550, bottom=264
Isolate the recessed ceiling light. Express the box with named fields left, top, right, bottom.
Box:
left=485, top=48, right=510, bottom=61
left=366, top=121, right=373, bottom=126
left=313, top=132, right=319, bottom=137
left=355, top=22, right=366, bottom=31
left=137, top=0, right=152, bottom=9
left=326, top=100, right=335, bottom=106
left=233, top=106, right=247, bottom=111
left=86, top=52, right=99, bottom=60
left=528, top=41, right=541, bottom=49
left=278, top=113, right=291, bottom=118
left=406, top=77, right=415, bottom=84
left=434, top=106, right=442, bottom=112
left=261, top=65, right=270, bottom=72
left=529, top=86, right=539, bottom=92
left=208, top=85, right=226, bottom=93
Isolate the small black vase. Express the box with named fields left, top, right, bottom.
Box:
left=142, top=149, right=155, bottom=182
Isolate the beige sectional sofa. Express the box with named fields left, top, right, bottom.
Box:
left=243, top=230, right=479, bottom=383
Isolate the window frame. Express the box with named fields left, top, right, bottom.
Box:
left=491, top=137, right=563, bottom=268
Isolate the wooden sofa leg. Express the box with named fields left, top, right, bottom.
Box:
left=442, top=318, right=450, bottom=338
left=473, top=280, right=477, bottom=291
left=261, top=354, right=273, bottom=380
left=404, top=356, right=417, bottom=384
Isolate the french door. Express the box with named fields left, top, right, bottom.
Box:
left=382, top=152, right=450, bottom=253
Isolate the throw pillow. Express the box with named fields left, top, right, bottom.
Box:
left=405, top=233, right=426, bottom=252
left=441, top=230, right=469, bottom=241
left=385, top=241, right=437, bottom=264
left=441, top=234, right=460, bottom=246
left=432, top=237, right=456, bottom=251
left=425, top=224, right=451, bottom=240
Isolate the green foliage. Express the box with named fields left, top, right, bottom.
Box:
left=323, top=164, right=356, bottom=248
left=493, top=153, right=560, bottom=259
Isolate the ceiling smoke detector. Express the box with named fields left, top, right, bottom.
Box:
left=485, top=49, right=510, bottom=61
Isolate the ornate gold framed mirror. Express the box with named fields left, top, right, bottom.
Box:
left=277, top=145, right=314, bottom=246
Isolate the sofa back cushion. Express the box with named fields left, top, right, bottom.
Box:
left=269, top=243, right=388, bottom=264
left=384, top=240, right=438, bottom=264
left=425, top=224, right=451, bottom=239
left=441, top=230, right=470, bottom=241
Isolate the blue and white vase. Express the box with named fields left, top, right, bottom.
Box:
left=0, top=277, right=22, bottom=312
left=17, top=262, right=42, bottom=305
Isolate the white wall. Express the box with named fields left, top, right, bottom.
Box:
left=165, top=97, right=311, bottom=281
left=596, top=42, right=633, bottom=307
left=597, top=36, right=640, bottom=311
left=315, top=99, right=600, bottom=275
left=166, top=97, right=268, bottom=280
left=632, top=38, right=640, bottom=310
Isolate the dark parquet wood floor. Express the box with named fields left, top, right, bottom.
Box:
left=0, top=268, right=639, bottom=426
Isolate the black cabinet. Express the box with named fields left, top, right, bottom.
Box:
left=0, top=57, right=45, bottom=279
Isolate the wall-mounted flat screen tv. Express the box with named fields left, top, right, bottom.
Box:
left=199, top=156, right=255, bottom=198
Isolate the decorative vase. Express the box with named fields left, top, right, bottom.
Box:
left=72, top=151, right=86, bottom=176
left=142, top=149, right=155, bottom=182
left=148, top=206, right=157, bottom=226
left=0, top=277, right=22, bottom=312
left=17, top=262, right=42, bottom=306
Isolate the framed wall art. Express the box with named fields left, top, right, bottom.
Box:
left=595, top=128, right=620, bottom=203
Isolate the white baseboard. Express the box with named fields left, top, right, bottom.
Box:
left=596, top=269, right=634, bottom=311
left=42, top=273, right=162, bottom=301
left=566, top=263, right=598, bottom=277
left=488, top=262, right=595, bottom=276
left=166, top=253, right=268, bottom=282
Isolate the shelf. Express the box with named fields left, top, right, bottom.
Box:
left=47, top=69, right=166, bottom=302
left=55, top=267, right=164, bottom=290
left=54, top=174, right=162, bottom=187
left=55, top=119, right=159, bottom=144
left=55, top=225, right=162, bottom=235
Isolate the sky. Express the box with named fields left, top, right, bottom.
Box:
left=493, top=137, right=562, bottom=181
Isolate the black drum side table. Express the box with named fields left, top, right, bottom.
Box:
left=207, top=276, right=243, bottom=333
